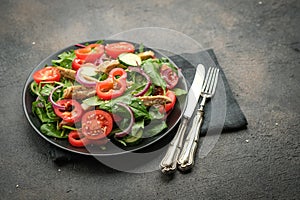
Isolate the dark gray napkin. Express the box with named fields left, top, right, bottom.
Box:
left=49, top=49, right=247, bottom=163
left=169, top=49, right=248, bottom=133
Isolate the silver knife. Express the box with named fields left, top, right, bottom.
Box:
left=160, top=64, right=205, bottom=174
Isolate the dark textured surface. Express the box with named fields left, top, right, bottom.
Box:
left=0, top=0, right=299, bottom=199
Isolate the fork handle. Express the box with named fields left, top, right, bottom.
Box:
left=160, top=117, right=189, bottom=174
left=177, top=108, right=204, bottom=171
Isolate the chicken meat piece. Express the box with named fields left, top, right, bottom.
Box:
left=96, top=60, right=120, bottom=74
left=138, top=95, right=171, bottom=107
left=63, top=85, right=96, bottom=99
left=137, top=50, right=155, bottom=60
left=56, top=66, right=76, bottom=80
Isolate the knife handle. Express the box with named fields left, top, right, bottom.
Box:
left=177, top=109, right=204, bottom=171
left=160, top=117, right=189, bottom=174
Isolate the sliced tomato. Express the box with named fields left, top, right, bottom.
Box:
left=33, top=66, right=61, bottom=84
left=96, top=78, right=126, bottom=100
left=165, top=90, right=176, bottom=112
left=105, top=42, right=135, bottom=59
left=81, top=110, right=113, bottom=140
left=68, top=130, right=109, bottom=147
left=72, top=58, right=85, bottom=71
left=53, top=99, right=83, bottom=123
left=160, top=64, right=179, bottom=89
left=75, top=43, right=104, bottom=63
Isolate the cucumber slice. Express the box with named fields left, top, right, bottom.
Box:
left=123, top=129, right=143, bottom=146
left=118, top=53, right=142, bottom=67
left=80, top=65, right=97, bottom=77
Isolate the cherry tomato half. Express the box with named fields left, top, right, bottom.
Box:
left=81, top=110, right=113, bottom=140
left=75, top=43, right=104, bottom=63
left=165, top=90, right=176, bottom=112
left=33, top=66, right=61, bottom=84
left=105, top=42, right=135, bottom=59
left=53, top=99, right=83, bottom=123
left=96, top=78, right=126, bottom=100
left=72, top=58, right=85, bottom=71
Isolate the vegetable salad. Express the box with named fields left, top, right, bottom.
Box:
left=30, top=41, right=186, bottom=148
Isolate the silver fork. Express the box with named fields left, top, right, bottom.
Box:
left=177, top=67, right=220, bottom=171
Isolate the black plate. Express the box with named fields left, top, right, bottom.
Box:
left=22, top=40, right=188, bottom=156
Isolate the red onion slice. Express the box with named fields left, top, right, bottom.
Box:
left=114, top=102, right=134, bottom=138
left=75, top=65, right=98, bottom=87
left=49, top=85, right=65, bottom=110
left=75, top=43, right=86, bottom=48
left=128, top=66, right=151, bottom=97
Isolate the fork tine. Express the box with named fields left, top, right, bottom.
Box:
left=207, top=68, right=217, bottom=93
left=202, top=67, right=213, bottom=93
left=210, top=68, right=219, bottom=95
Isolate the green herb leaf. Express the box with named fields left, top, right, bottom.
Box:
left=149, top=106, right=165, bottom=120
left=82, top=96, right=103, bottom=106
left=52, top=51, right=75, bottom=69
left=96, top=40, right=104, bottom=44
left=143, top=120, right=167, bottom=137
left=40, top=123, right=68, bottom=138
left=141, top=60, right=167, bottom=92
left=45, top=102, right=60, bottom=121
left=131, top=120, right=144, bottom=136
left=172, top=88, right=187, bottom=96
left=139, top=43, right=144, bottom=53
left=32, top=101, right=57, bottom=123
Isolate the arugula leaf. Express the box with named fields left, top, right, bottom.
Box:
left=149, top=106, right=165, bottom=120
left=61, top=77, right=74, bottom=87
left=30, top=81, right=40, bottom=96
left=139, top=43, right=144, bottom=53
left=141, top=60, right=167, bottom=92
left=129, top=98, right=150, bottom=121
left=32, top=101, right=57, bottom=123
left=39, top=84, right=54, bottom=97
left=99, top=95, right=133, bottom=112
left=40, top=123, right=68, bottom=138
left=114, top=138, right=128, bottom=146
left=143, top=120, right=167, bottom=138
left=130, top=120, right=144, bottom=136
left=52, top=51, right=75, bottom=69
left=44, top=102, right=59, bottom=121
left=96, top=40, right=104, bottom=44
left=83, top=95, right=150, bottom=122
left=82, top=96, right=103, bottom=106
left=172, top=88, right=187, bottom=96
left=127, top=70, right=152, bottom=96
left=114, top=121, right=144, bottom=146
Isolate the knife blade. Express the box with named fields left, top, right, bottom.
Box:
left=160, top=64, right=205, bottom=174
left=183, top=64, right=206, bottom=118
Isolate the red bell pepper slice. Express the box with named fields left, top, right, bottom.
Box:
left=74, top=43, right=104, bottom=63
left=53, top=99, right=83, bottom=123
left=68, top=130, right=108, bottom=147
left=96, top=78, right=126, bottom=100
